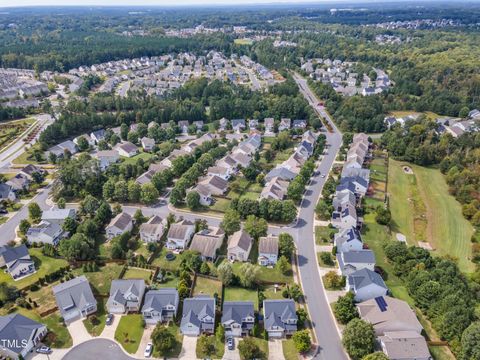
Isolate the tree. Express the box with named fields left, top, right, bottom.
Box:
left=76, top=136, right=89, bottom=151
left=362, top=353, right=389, bottom=360
left=58, top=233, right=95, bottom=261
left=293, top=330, right=312, bottom=353
left=220, top=209, right=241, bottom=235
left=287, top=179, right=304, bottom=203
left=239, top=263, right=259, bottom=288
left=244, top=215, right=267, bottom=240
left=238, top=337, right=263, bottom=360
left=133, top=209, right=146, bottom=225
left=80, top=195, right=99, bottom=216
left=200, top=262, right=210, bottom=275
left=28, top=203, right=42, bottom=223
left=140, top=183, right=159, bottom=205
left=197, top=335, right=215, bottom=357
left=375, top=206, right=391, bottom=225
left=279, top=233, right=295, bottom=258
left=62, top=217, right=77, bottom=233
left=323, top=271, right=345, bottom=290
left=276, top=256, right=290, bottom=275
left=102, top=179, right=115, bottom=200
left=151, top=325, right=176, bottom=356
left=460, top=321, right=480, bottom=360
left=315, top=200, right=332, bottom=220
left=319, top=252, right=334, bottom=266
left=342, top=319, right=376, bottom=360
left=57, top=197, right=66, bottom=209
left=216, top=324, right=225, bottom=343
left=128, top=181, right=141, bottom=203
left=333, top=292, right=359, bottom=325
left=19, top=219, right=31, bottom=235
left=217, top=261, right=234, bottom=286
left=114, top=180, right=129, bottom=202
left=186, top=191, right=201, bottom=210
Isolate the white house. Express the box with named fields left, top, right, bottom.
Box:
left=227, top=230, right=253, bottom=262
left=115, top=142, right=138, bottom=158
left=106, top=212, right=133, bottom=239
left=346, top=268, right=388, bottom=302
left=166, top=219, right=195, bottom=250
left=258, top=235, right=279, bottom=266
left=140, top=215, right=165, bottom=243
left=95, top=150, right=119, bottom=170
left=141, top=137, right=155, bottom=152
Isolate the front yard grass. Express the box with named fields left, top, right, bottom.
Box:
left=73, top=262, right=124, bottom=295
left=315, top=226, right=337, bottom=245
left=282, top=338, right=299, bottom=360
left=239, top=337, right=268, bottom=360
left=317, top=252, right=335, bottom=268
left=83, top=298, right=107, bottom=337
left=153, top=323, right=183, bottom=358
left=114, top=314, right=145, bottom=354
left=193, top=276, right=223, bottom=298
left=0, top=248, right=68, bottom=290
left=196, top=334, right=225, bottom=359
left=122, top=267, right=153, bottom=284
left=224, top=287, right=258, bottom=310
left=229, top=262, right=293, bottom=284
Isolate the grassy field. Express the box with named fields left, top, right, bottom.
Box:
left=234, top=38, right=253, bottom=45
left=239, top=337, right=268, bottom=360
left=388, top=159, right=475, bottom=273
left=151, top=247, right=184, bottom=271
left=224, top=287, right=258, bottom=309
left=74, top=263, right=124, bottom=295
left=123, top=267, right=153, bottom=283
left=282, top=338, right=299, bottom=360
left=193, top=276, right=223, bottom=298
left=262, top=284, right=287, bottom=300
left=315, top=226, right=337, bottom=245
left=153, top=323, right=183, bottom=358
left=0, top=248, right=68, bottom=289
left=228, top=261, right=293, bottom=284
left=120, top=151, right=155, bottom=165
left=196, top=335, right=225, bottom=359
left=83, top=298, right=107, bottom=336
left=0, top=118, right=35, bottom=150
left=115, top=314, right=145, bottom=354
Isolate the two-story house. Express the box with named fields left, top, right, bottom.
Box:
left=166, top=219, right=195, bottom=250
left=227, top=230, right=253, bottom=262
left=53, top=276, right=97, bottom=324
left=107, top=279, right=146, bottom=314
left=142, top=288, right=179, bottom=325
left=180, top=296, right=216, bottom=336
left=258, top=235, right=279, bottom=266
left=221, top=301, right=255, bottom=337
left=263, top=299, right=298, bottom=338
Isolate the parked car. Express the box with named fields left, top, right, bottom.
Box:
left=106, top=313, right=114, bottom=325
left=144, top=342, right=153, bottom=357
left=227, top=337, right=234, bottom=350
left=321, top=174, right=326, bottom=178
left=0, top=209, right=7, bottom=214
left=36, top=346, right=52, bottom=354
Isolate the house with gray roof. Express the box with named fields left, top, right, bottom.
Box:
left=227, top=230, right=252, bottom=262
left=189, top=227, right=225, bottom=261
left=141, top=137, right=155, bottom=152
left=19, top=164, right=46, bottom=181
left=221, top=301, right=255, bottom=337
left=42, top=208, right=76, bottom=222
left=347, top=268, right=388, bottom=302
left=26, top=220, right=66, bottom=246
left=166, top=219, right=195, bottom=250
left=265, top=166, right=297, bottom=182
left=0, top=314, right=47, bottom=360
left=46, top=140, right=78, bottom=159
left=231, top=119, right=246, bottom=132
left=114, top=141, right=138, bottom=158
left=279, top=118, right=291, bottom=131
left=0, top=183, right=16, bottom=201
left=53, top=275, right=97, bottom=324
left=258, top=235, right=279, bottom=266
left=0, top=244, right=35, bottom=280
left=293, top=119, right=307, bottom=129
left=107, top=279, right=146, bottom=314
left=180, top=296, right=216, bottom=336
left=90, top=129, right=106, bottom=144
left=380, top=331, right=431, bottom=360
left=337, top=250, right=375, bottom=276
left=140, top=215, right=165, bottom=243
left=106, top=212, right=133, bottom=240
left=263, top=299, right=298, bottom=338
left=142, top=288, right=179, bottom=325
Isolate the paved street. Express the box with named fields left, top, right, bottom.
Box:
left=63, top=339, right=136, bottom=360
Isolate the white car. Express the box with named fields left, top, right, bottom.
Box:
left=144, top=342, right=153, bottom=357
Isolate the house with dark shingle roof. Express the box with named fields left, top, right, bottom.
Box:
left=106, top=212, right=133, bottom=240
left=337, top=250, right=375, bottom=276
left=263, top=299, right=297, bottom=338
left=221, top=301, right=255, bottom=337
left=142, top=288, right=179, bottom=325
left=0, top=314, right=47, bottom=359
left=166, top=219, right=195, bottom=250
left=231, top=119, right=246, bottom=132
left=0, top=244, right=35, bottom=280
left=380, top=331, right=431, bottom=360
left=258, top=235, right=279, bottom=266
left=0, top=183, right=16, bottom=201
left=180, top=296, right=216, bottom=336
left=189, top=227, right=225, bottom=261
left=107, top=279, right=146, bottom=314
left=53, top=275, right=97, bottom=324
left=347, top=268, right=388, bottom=302
left=227, top=230, right=253, bottom=262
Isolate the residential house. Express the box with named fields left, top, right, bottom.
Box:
left=95, top=150, right=119, bottom=170
left=293, top=119, right=307, bottom=129
left=106, top=212, right=133, bottom=239
left=263, top=299, right=298, bottom=338
left=115, top=142, right=138, bottom=158
left=107, top=279, right=146, bottom=314
left=160, top=149, right=188, bottom=167
left=192, top=184, right=213, bottom=206
left=221, top=301, right=255, bottom=337
left=217, top=155, right=239, bottom=173
left=0, top=314, right=47, bottom=360
left=198, top=175, right=229, bottom=196
left=331, top=204, right=358, bottom=229
left=189, top=227, right=225, bottom=261
left=90, top=129, right=106, bottom=144
left=357, top=296, right=423, bottom=336
left=279, top=118, right=291, bottom=131
left=231, top=119, right=246, bottom=132
left=334, top=227, right=363, bottom=252
left=26, top=220, right=65, bottom=245
left=142, top=288, right=179, bottom=325
left=73, top=134, right=95, bottom=147
left=337, top=250, right=375, bottom=276
left=0, top=244, right=35, bottom=280
left=264, top=118, right=275, bottom=135
left=193, top=120, right=204, bottom=131
left=219, top=117, right=229, bottom=131
left=260, top=177, right=288, bottom=201
left=379, top=331, right=431, bottom=360
left=46, top=140, right=78, bottom=159
left=6, top=174, right=30, bottom=192
left=248, top=119, right=259, bottom=130
left=136, top=169, right=156, bottom=185
left=227, top=230, right=253, bottom=262
left=19, top=164, right=46, bottom=181
left=180, top=296, right=216, bottom=336
left=231, top=152, right=251, bottom=168
left=332, top=189, right=357, bottom=212
left=141, top=137, right=155, bottom=152
left=265, top=166, right=297, bottom=182
left=258, top=235, right=279, bottom=266
left=347, top=268, right=388, bottom=302
left=468, top=109, right=480, bottom=120
left=178, top=120, right=190, bottom=134
left=207, top=165, right=232, bottom=181
left=53, top=275, right=97, bottom=324
left=166, top=219, right=195, bottom=250
left=140, top=215, right=165, bottom=243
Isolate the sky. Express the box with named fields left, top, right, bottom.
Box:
left=0, top=0, right=421, bottom=7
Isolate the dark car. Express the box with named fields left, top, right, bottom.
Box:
left=227, top=337, right=234, bottom=350
left=106, top=313, right=114, bottom=325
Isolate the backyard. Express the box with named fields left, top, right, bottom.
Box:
left=122, top=267, right=153, bottom=284
left=193, top=275, right=223, bottom=298
left=224, top=287, right=259, bottom=310
left=73, top=262, right=124, bottom=295
left=114, top=314, right=145, bottom=354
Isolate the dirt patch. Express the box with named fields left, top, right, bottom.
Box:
left=403, top=166, right=414, bottom=174
left=418, top=242, right=434, bottom=251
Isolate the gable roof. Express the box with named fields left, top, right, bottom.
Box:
left=53, top=275, right=96, bottom=314
left=228, top=230, right=252, bottom=252
left=0, top=244, right=30, bottom=264
left=380, top=331, right=431, bottom=360
left=221, top=301, right=255, bottom=325
left=259, top=235, right=279, bottom=255
left=0, top=314, right=45, bottom=354
left=108, top=212, right=132, bottom=231
left=181, top=297, right=215, bottom=328
left=109, top=279, right=146, bottom=305
left=263, top=300, right=297, bottom=330
left=190, top=227, right=225, bottom=259
left=142, top=288, right=179, bottom=313
left=348, top=268, right=387, bottom=291
left=167, top=220, right=194, bottom=240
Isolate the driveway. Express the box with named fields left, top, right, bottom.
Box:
left=134, top=325, right=154, bottom=358
left=222, top=342, right=240, bottom=360
left=268, top=340, right=285, bottom=360
left=100, top=314, right=122, bottom=340
left=67, top=319, right=92, bottom=346
left=63, top=338, right=136, bottom=360
left=179, top=335, right=198, bottom=360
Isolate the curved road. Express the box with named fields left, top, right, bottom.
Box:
left=63, top=339, right=135, bottom=360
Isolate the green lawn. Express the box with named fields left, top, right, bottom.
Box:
left=315, top=226, right=337, bottom=245
left=83, top=298, right=107, bottom=336
left=151, top=247, right=184, bottom=271
left=262, top=284, right=287, bottom=300
left=74, top=263, right=124, bottom=295
left=155, top=271, right=179, bottom=288
left=282, top=338, right=299, bottom=360
left=0, top=248, right=69, bottom=289
left=193, top=276, right=223, bottom=298
left=388, top=159, right=475, bottom=273
left=115, top=314, right=145, bottom=354
left=234, top=38, right=253, bottom=45
left=210, top=197, right=231, bottom=212
left=317, top=252, right=335, bottom=268
left=239, top=337, right=268, bottom=360
left=120, top=151, right=155, bottom=165
left=153, top=323, right=183, bottom=358
left=123, top=267, right=153, bottom=283
left=230, top=262, right=293, bottom=284
left=196, top=335, right=225, bottom=359
left=224, top=287, right=258, bottom=310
